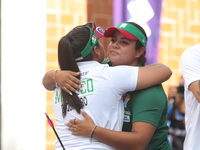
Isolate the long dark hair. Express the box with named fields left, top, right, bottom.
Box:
left=58, top=27, right=94, bottom=117
left=126, top=22, right=148, bottom=66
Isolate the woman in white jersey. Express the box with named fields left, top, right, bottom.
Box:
left=181, top=43, right=200, bottom=150
left=42, top=22, right=172, bottom=150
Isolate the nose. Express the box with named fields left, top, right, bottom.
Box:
left=112, top=41, right=119, bottom=49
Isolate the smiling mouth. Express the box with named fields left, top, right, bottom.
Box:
left=110, top=51, right=118, bottom=55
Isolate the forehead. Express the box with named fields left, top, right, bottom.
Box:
left=112, top=30, right=125, bottom=38
left=111, top=31, right=128, bottom=39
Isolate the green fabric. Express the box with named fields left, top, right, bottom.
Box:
left=116, top=22, right=147, bottom=47
left=101, top=57, right=113, bottom=66
left=123, top=85, right=172, bottom=150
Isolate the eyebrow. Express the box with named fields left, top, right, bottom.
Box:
left=111, top=35, right=132, bottom=41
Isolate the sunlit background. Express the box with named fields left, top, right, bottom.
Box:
left=1, top=0, right=200, bottom=149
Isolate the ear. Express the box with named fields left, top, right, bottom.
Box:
left=93, top=46, right=101, bottom=56
left=135, top=47, right=145, bottom=58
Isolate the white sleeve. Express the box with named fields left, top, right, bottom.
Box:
left=181, top=46, right=200, bottom=89
left=108, top=65, right=139, bottom=94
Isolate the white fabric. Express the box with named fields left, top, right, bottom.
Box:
left=53, top=61, right=139, bottom=150
left=181, top=43, right=200, bottom=150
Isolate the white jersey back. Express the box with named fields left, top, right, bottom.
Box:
left=53, top=61, right=138, bottom=150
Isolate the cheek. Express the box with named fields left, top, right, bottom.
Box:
left=121, top=48, right=134, bottom=58
left=119, top=48, right=136, bottom=63
left=107, top=44, right=112, bottom=52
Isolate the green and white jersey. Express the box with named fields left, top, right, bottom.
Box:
left=122, top=85, right=172, bottom=150
left=53, top=61, right=139, bottom=150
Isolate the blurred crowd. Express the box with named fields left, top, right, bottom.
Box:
left=167, top=76, right=185, bottom=150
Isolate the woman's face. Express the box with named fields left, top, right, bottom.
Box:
left=107, top=31, right=140, bottom=66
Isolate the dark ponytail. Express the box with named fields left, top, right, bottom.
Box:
left=58, top=27, right=93, bottom=117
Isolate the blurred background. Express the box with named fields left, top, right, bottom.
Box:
left=1, top=0, right=200, bottom=149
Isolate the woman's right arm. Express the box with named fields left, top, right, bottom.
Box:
left=67, top=111, right=155, bottom=150
left=189, top=80, right=200, bottom=103
left=136, top=63, right=172, bottom=90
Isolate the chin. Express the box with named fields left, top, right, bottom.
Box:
left=109, top=57, right=116, bottom=65
left=110, top=60, right=119, bottom=66
left=109, top=55, right=118, bottom=60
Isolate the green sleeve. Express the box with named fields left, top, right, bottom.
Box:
left=130, top=85, right=168, bottom=127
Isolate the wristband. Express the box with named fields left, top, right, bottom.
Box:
left=53, top=70, right=58, bottom=87
left=90, top=125, right=97, bottom=143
